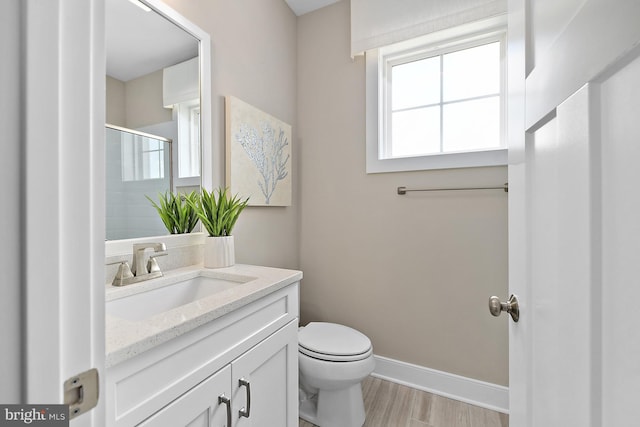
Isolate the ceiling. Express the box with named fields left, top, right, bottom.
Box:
left=106, top=0, right=198, bottom=82
left=106, top=0, right=341, bottom=83
left=284, top=0, right=341, bottom=16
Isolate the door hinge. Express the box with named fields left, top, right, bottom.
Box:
left=63, top=368, right=99, bottom=420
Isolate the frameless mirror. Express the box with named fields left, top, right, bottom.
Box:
left=105, top=0, right=207, bottom=240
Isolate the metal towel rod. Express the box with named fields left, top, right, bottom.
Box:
left=397, top=183, right=508, bottom=195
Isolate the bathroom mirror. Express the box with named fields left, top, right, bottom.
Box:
left=105, top=0, right=211, bottom=241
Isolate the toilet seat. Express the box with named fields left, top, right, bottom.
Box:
left=299, top=322, right=372, bottom=362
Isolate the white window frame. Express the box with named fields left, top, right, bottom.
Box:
left=176, top=100, right=201, bottom=179
left=121, top=133, right=168, bottom=182
left=366, top=15, right=508, bottom=173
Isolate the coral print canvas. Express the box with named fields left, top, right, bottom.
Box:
left=225, top=96, right=292, bottom=206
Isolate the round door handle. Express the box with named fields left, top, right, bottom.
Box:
left=488, top=294, right=519, bottom=322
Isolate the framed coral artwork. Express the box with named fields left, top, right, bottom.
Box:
left=225, top=96, right=292, bottom=206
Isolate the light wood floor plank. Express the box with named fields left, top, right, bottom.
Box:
left=468, top=403, right=506, bottom=427
left=411, top=387, right=434, bottom=422
left=426, top=394, right=472, bottom=427
left=299, top=376, right=508, bottom=427
left=407, top=421, right=436, bottom=427
left=361, top=377, right=414, bottom=427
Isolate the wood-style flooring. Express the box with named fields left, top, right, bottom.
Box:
left=299, top=376, right=509, bottom=427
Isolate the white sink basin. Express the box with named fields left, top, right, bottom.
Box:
left=107, top=274, right=250, bottom=321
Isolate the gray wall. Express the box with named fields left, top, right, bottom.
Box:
left=296, top=1, right=509, bottom=386
left=162, top=0, right=299, bottom=270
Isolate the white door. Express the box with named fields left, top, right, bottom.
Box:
left=20, top=0, right=105, bottom=425
left=508, top=0, right=640, bottom=425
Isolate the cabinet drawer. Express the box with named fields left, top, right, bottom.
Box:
left=107, top=283, right=299, bottom=427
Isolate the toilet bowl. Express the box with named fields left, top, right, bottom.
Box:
left=298, top=322, right=375, bottom=427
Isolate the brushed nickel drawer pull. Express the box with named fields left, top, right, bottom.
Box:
left=218, top=394, right=231, bottom=427
left=238, top=378, right=251, bottom=418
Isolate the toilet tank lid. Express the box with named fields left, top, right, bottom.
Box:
left=299, top=322, right=372, bottom=356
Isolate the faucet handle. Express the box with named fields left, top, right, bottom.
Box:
left=147, top=251, right=168, bottom=274
left=106, top=256, right=128, bottom=265
left=107, top=260, right=134, bottom=287
left=149, top=249, right=168, bottom=258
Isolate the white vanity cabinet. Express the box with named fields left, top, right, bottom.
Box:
left=106, top=281, right=300, bottom=427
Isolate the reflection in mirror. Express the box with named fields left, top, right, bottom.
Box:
left=105, top=125, right=172, bottom=240
left=105, top=0, right=201, bottom=240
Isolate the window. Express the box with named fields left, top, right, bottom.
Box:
left=121, top=133, right=167, bottom=181
left=176, top=100, right=201, bottom=179
left=366, top=18, right=507, bottom=173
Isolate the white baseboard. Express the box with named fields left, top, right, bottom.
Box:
left=371, top=355, right=509, bottom=414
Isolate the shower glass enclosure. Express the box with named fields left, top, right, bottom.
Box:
left=105, top=125, right=172, bottom=240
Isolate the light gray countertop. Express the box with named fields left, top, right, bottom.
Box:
left=105, top=264, right=302, bottom=367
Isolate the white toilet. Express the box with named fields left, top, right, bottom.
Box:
left=298, top=322, right=375, bottom=427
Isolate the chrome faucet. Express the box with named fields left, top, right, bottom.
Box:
left=108, top=242, right=168, bottom=286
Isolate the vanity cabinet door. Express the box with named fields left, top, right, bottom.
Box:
left=138, top=365, right=232, bottom=427
left=232, top=320, right=299, bottom=427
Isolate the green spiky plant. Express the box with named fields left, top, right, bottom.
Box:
left=189, top=187, right=249, bottom=237
left=146, top=191, right=200, bottom=234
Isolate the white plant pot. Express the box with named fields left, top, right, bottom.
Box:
left=204, top=236, right=235, bottom=268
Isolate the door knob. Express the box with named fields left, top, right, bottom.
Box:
left=488, top=294, right=519, bottom=322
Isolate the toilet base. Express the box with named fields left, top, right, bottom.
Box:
left=299, top=383, right=366, bottom=427
left=299, top=396, right=318, bottom=425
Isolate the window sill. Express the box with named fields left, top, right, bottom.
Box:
left=366, top=148, right=507, bottom=173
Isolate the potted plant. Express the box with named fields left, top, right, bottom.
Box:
left=147, top=191, right=199, bottom=234
left=189, top=187, right=249, bottom=268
